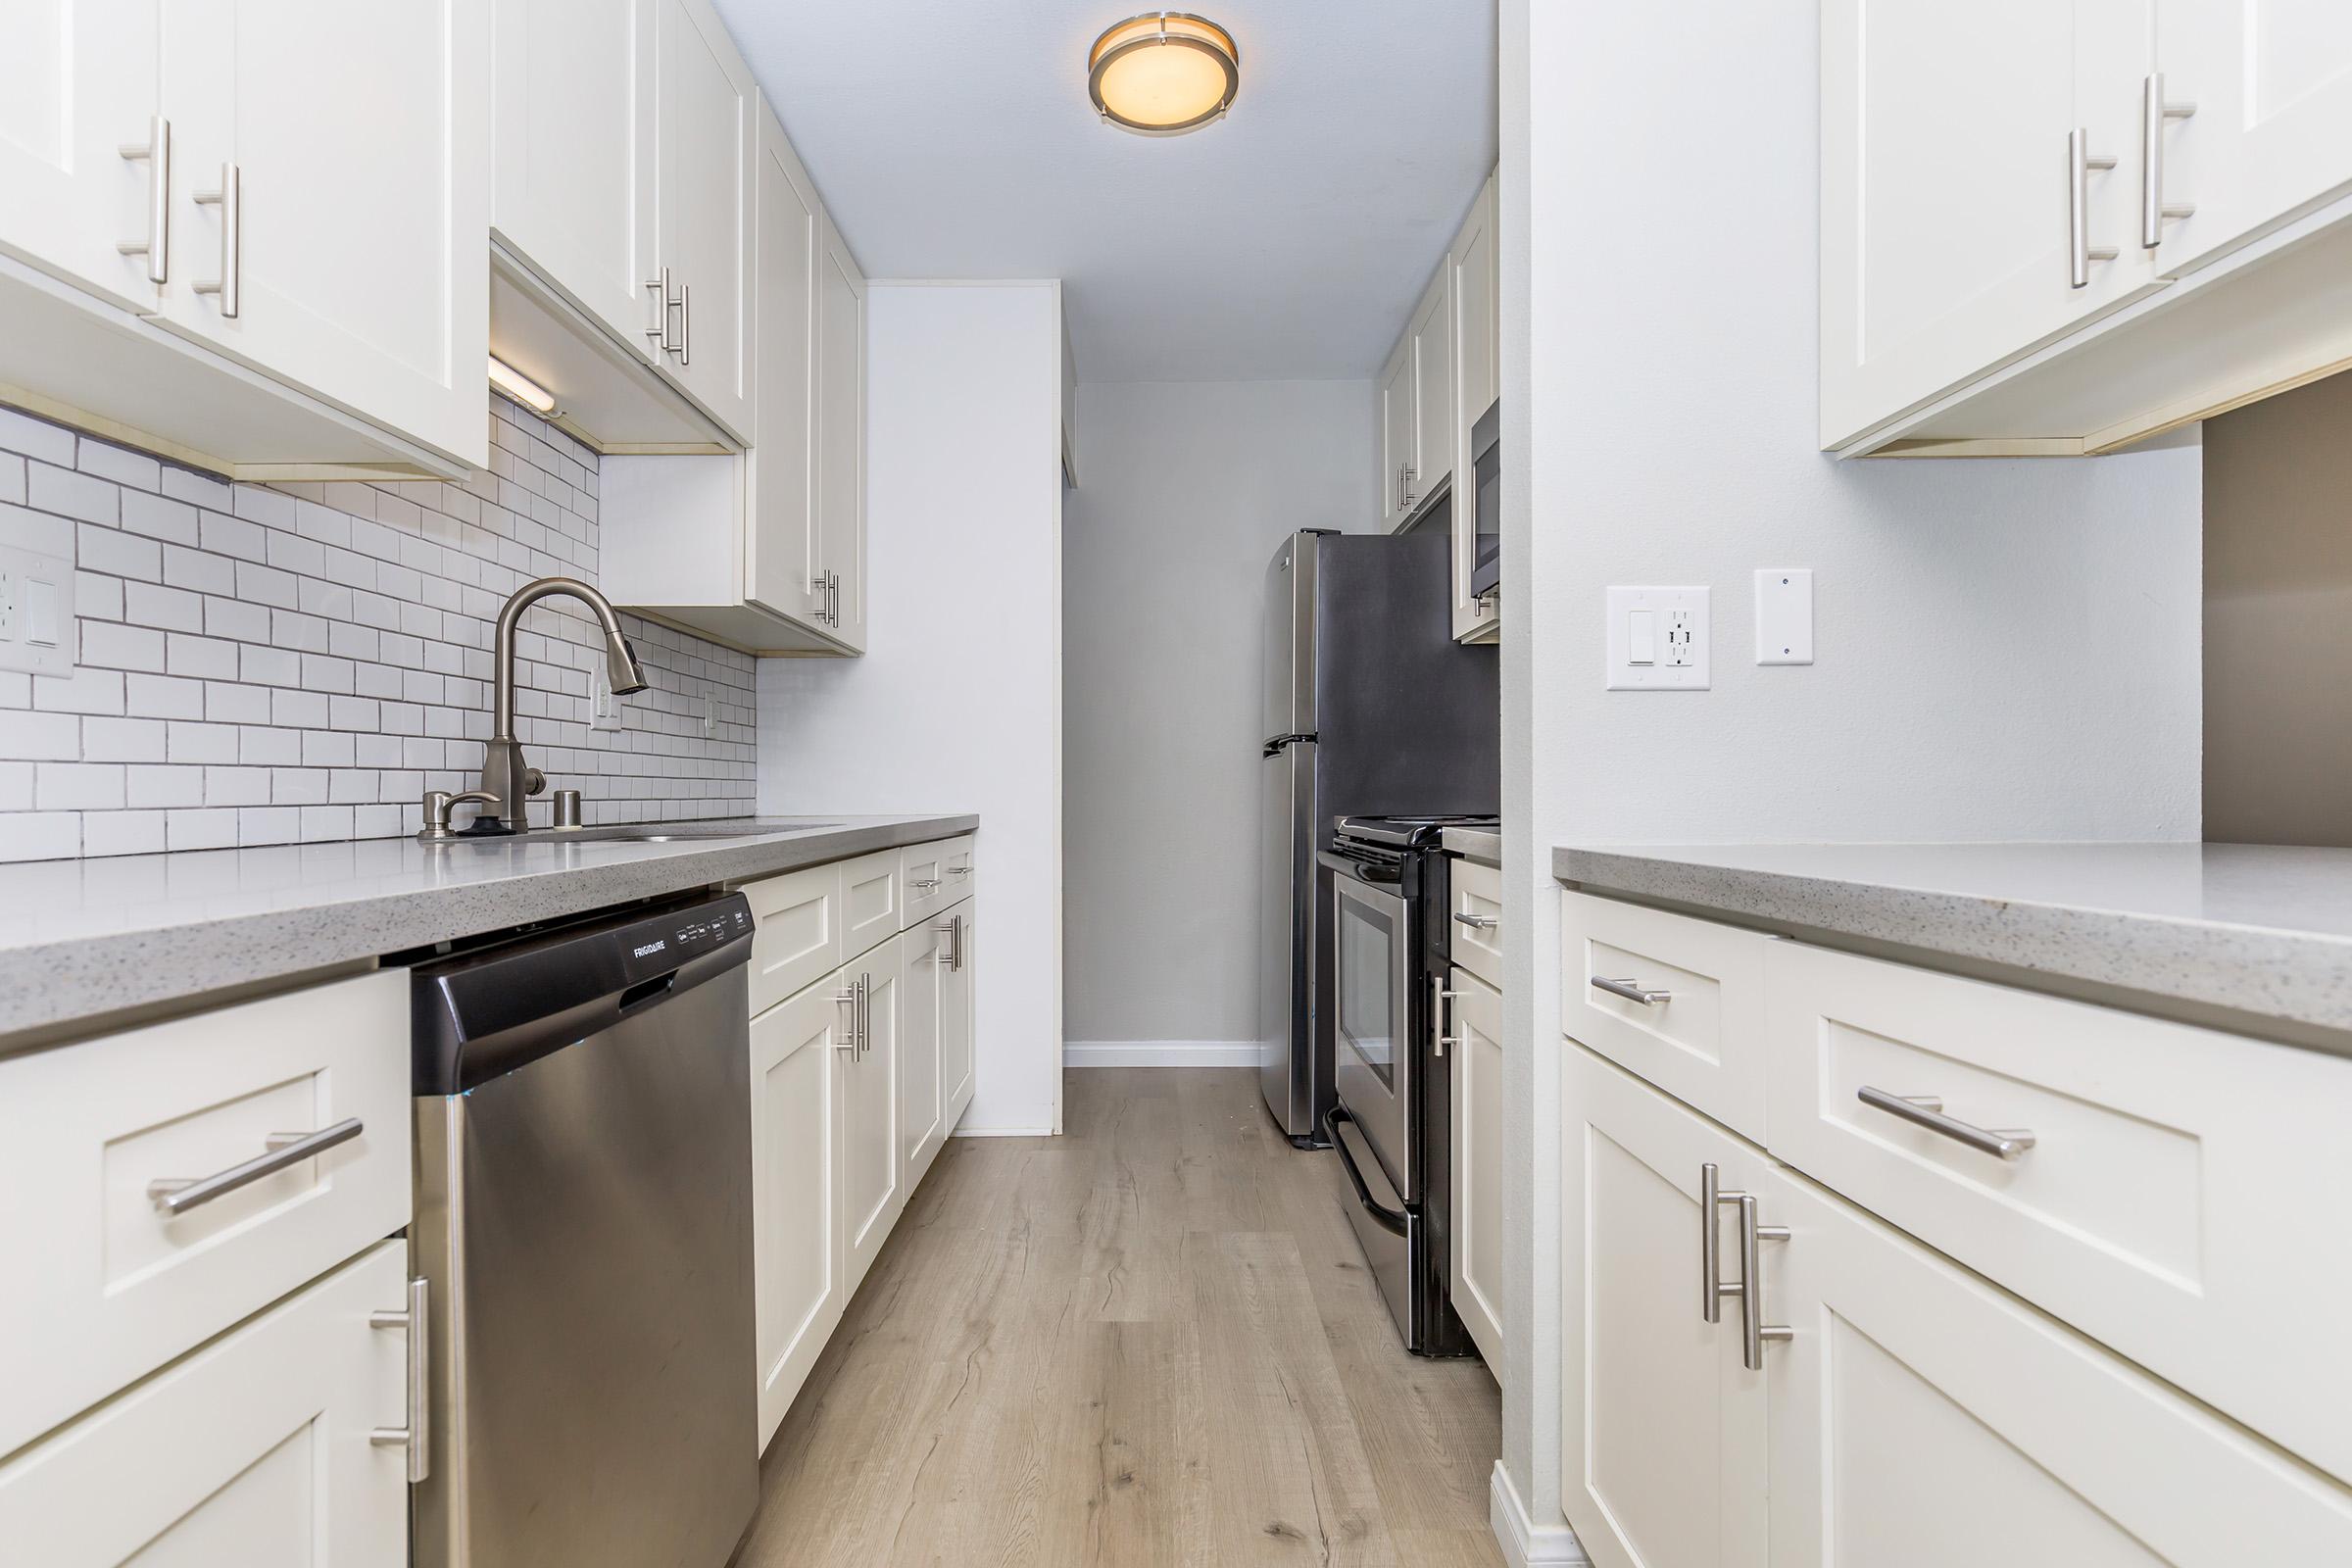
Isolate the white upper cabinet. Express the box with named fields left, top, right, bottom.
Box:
left=1820, top=0, right=2160, bottom=450
left=1378, top=335, right=1413, bottom=530
left=489, top=0, right=658, bottom=353
left=0, top=0, right=163, bottom=315
left=813, top=208, right=868, bottom=651
left=652, top=0, right=754, bottom=438
left=1408, top=267, right=1452, bottom=508
left=1448, top=174, right=1499, bottom=643
left=1825, top=0, right=2352, bottom=455
left=2151, top=0, right=2352, bottom=277
left=745, top=100, right=820, bottom=626
left=151, top=0, right=489, bottom=470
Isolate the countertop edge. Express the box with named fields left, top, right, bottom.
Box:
left=4, top=815, right=978, bottom=1044
left=1553, top=844, right=2352, bottom=1046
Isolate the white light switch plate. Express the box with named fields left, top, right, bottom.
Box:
left=0, top=544, right=75, bottom=676
left=588, top=666, right=622, bottom=732
left=1606, top=586, right=1709, bottom=690
left=1754, top=568, right=1814, bottom=664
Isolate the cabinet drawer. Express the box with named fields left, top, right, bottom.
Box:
left=1766, top=939, right=2352, bottom=1484
left=0, top=970, right=410, bottom=1458
left=0, top=1240, right=412, bottom=1565
left=941, top=834, right=975, bottom=905
left=1560, top=891, right=1771, bottom=1140
left=839, top=849, right=902, bottom=960
left=741, top=860, right=844, bottom=1016
left=1447, top=857, right=1501, bottom=988
left=1767, top=1168, right=2352, bottom=1564
left=901, top=840, right=953, bottom=927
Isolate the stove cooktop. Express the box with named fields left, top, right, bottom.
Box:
left=1334, top=814, right=1500, bottom=850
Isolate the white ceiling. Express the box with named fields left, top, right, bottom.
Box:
left=710, top=1, right=1498, bottom=384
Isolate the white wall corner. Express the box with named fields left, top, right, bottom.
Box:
left=1492, top=1462, right=1588, bottom=1568
left=1062, top=1041, right=1261, bottom=1068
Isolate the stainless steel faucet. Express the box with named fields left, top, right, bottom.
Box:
left=479, top=576, right=648, bottom=833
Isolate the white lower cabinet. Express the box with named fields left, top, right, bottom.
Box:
left=939, top=899, right=975, bottom=1130
left=1766, top=1165, right=2352, bottom=1566
left=1448, top=965, right=1505, bottom=1371
left=743, top=840, right=975, bottom=1446
left=1562, top=1014, right=2352, bottom=1567
left=899, top=913, right=945, bottom=1187
left=0, top=1239, right=414, bottom=1566
left=750, top=970, right=848, bottom=1450
left=1560, top=1046, right=1768, bottom=1568
left=840, top=932, right=903, bottom=1298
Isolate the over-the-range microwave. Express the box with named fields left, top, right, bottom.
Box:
left=1468, top=399, right=1499, bottom=599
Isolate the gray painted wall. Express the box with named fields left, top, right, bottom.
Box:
left=2205, top=370, right=2352, bottom=847
left=1501, top=0, right=2204, bottom=1539
left=1062, top=378, right=1375, bottom=1050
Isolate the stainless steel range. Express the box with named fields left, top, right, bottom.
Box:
left=1319, top=813, right=1494, bottom=1357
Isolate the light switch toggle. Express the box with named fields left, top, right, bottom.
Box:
left=1628, top=610, right=1656, bottom=663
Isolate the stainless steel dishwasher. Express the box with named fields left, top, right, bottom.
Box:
left=408, top=890, right=758, bottom=1568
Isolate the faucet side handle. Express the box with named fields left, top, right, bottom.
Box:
left=419, top=789, right=502, bottom=841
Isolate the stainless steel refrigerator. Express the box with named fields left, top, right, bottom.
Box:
left=1259, top=524, right=1499, bottom=1146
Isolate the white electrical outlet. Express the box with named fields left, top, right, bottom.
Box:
left=1754, top=568, right=1814, bottom=664
left=702, top=694, right=716, bottom=734
left=1606, top=586, right=1710, bottom=690
left=588, top=666, right=622, bottom=732
left=0, top=545, right=74, bottom=676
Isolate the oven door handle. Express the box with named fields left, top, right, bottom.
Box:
left=1324, top=1105, right=1410, bottom=1238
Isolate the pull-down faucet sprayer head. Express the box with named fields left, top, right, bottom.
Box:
left=604, top=628, right=650, bottom=696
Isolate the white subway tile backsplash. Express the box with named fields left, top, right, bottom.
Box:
left=0, top=396, right=757, bottom=859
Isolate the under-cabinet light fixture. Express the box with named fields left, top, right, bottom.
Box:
left=487, top=354, right=558, bottom=416
left=1088, top=13, right=1240, bottom=135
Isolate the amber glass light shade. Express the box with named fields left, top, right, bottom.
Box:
left=1088, top=13, right=1240, bottom=135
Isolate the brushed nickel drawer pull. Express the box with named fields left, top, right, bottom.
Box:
left=368, top=1276, right=431, bottom=1483
left=117, top=116, right=170, bottom=282
left=1857, top=1085, right=2035, bottom=1160
left=147, top=1116, right=364, bottom=1215
left=1592, top=974, right=1670, bottom=1005
left=1452, top=911, right=1497, bottom=929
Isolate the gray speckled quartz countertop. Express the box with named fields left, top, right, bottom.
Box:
left=1555, top=842, right=2352, bottom=1049
left=0, top=814, right=975, bottom=1043
left=1443, top=826, right=1501, bottom=866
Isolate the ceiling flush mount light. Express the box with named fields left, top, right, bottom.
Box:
left=1088, top=13, right=1240, bottom=136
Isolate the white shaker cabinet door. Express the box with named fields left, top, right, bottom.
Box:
left=2153, top=0, right=2352, bottom=278
left=750, top=973, right=848, bottom=1451
left=812, top=208, right=866, bottom=651
left=1377, top=333, right=1412, bottom=529
left=842, top=935, right=904, bottom=1297
left=1407, top=266, right=1451, bottom=506
left=1765, top=1168, right=2352, bottom=1566
left=1818, top=0, right=2161, bottom=449
left=1560, top=1048, right=1769, bottom=1568
left=939, top=900, right=975, bottom=1131
left=153, top=0, right=488, bottom=467
left=0, top=0, right=162, bottom=313
left=900, top=913, right=944, bottom=1186
left=0, top=1241, right=413, bottom=1568
left=653, top=0, right=754, bottom=440
left=489, top=0, right=658, bottom=354
left=745, top=98, right=821, bottom=625
left=1447, top=965, right=1504, bottom=1370
left=1448, top=174, right=1498, bottom=640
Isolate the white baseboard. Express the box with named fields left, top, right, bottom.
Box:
left=950, top=1125, right=1057, bottom=1138
left=1063, top=1040, right=1261, bottom=1068
left=1492, top=1463, right=1588, bottom=1568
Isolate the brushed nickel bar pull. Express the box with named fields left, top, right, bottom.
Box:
left=2069, top=128, right=2118, bottom=289
left=117, top=116, right=170, bottom=282
left=148, top=1116, right=363, bottom=1215
left=2141, top=74, right=2198, bottom=248
left=678, top=281, right=690, bottom=368
left=644, top=269, right=672, bottom=349
left=368, top=1276, right=431, bottom=1483
left=1857, top=1084, right=2035, bottom=1160
left=1734, top=1193, right=1792, bottom=1370
left=1592, top=974, right=1670, bottom=1005
left=1452, top=910, right=1498, bottom=930
left=1701, top=1162, right=1727, bottom=1323
left=834, top=980, right=860, bottom=1049
left=191, top=164, right=240, bottom=318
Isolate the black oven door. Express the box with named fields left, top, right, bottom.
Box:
left=1322, top=858, right=1414, bottom=1200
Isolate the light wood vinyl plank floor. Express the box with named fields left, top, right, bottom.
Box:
left=734, top=1068, right=1505, bottom=1567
